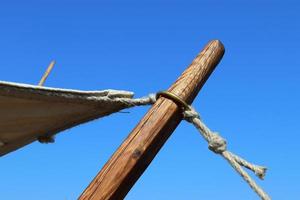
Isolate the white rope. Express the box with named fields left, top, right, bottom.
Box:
left=183, top=108, right=270, bottom=200
left=107, top=93, right=270, bottom=199
left=110, top=93, right=157, bottom=107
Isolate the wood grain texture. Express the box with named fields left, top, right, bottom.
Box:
left=79, top=40, right=225, bottom=200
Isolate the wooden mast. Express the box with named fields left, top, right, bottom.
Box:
left=79, top=40, right=225, bottom=200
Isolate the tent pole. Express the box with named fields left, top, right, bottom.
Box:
left=38, top=60, right=56, bottom=86
left=79, top=40, right=225, bottom=200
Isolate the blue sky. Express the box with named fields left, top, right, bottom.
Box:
left=1, top=1, right=299, bottom=199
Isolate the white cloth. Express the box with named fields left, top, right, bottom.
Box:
left=0, top=81, right=135, bottom=156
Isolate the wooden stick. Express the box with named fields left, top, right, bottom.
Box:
left=79, top=40, right=225, bottom=200
left=38, top=60, right=56, bottom=86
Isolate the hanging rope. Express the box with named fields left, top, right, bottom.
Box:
left=107, top=91, right=271, bottom=199
left=183, top=107, right=269, bottom=200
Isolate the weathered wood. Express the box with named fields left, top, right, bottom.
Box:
left=79, top=40, right=225, bottom=200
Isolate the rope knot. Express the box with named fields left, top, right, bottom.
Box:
left=208, top=132, right=227, bottom=154
left=183, top=108, right=199, bottom=122
left=113, top=91, right=270, bottom=199
left=254, top=166, right=267, bottom=180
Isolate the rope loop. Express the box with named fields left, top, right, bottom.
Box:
left=109, top=91, right=271, bottom=199
left=155, top=91, right=270, bottom=200
left=183, top=108, right=200, bottom=122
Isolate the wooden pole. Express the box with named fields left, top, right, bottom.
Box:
left=79, top=40, right=225, bottom=200
left=38, top=60, right=56, bottom=86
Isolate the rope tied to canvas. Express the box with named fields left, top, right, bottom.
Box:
left=109, top=92, right=270, bottom=200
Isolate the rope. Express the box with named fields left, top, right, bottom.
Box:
left=107, top=93, right=270, bottom=199
left=183, top=108, right=270, bottom=200
left=110, top=93, right=157, bottom=107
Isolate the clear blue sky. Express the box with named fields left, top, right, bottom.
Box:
left=1, top=1, right=299, bottom=199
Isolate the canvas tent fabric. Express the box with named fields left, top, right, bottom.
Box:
left=0, top=81, right=135, bottom=156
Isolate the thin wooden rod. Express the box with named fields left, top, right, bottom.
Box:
left=38, top=60, right=56, bottom=86
left=79, top=40, right=225, bottom=200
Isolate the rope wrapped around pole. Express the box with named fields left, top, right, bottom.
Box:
left=108, top=92, right=270, bottom=200
left=79, top=40, right=270, bottom=200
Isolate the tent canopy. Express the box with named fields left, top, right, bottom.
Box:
left=0, top=81, right=134, bottom=156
